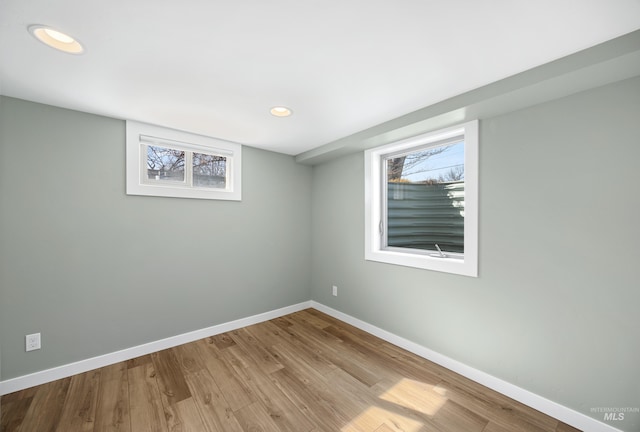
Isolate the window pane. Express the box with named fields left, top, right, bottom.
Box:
left=193, top=153, right=227, bottom=188
left=386, top=141, right=465, bottom=253
left=146, top=145, right=185, bottom=182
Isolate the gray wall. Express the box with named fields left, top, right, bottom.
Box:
left=1, top=76, right=639, bottom=429
left=310, top=76, right=640, bottom=431
left=0, top=96, right=312, bottom=380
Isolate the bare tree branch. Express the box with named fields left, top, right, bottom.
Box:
left=387, top=147, right=448, bottom=180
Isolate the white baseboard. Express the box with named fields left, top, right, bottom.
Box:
left=310, top=301, right=622, bottom=432
left=0, top=301, right=312, bottom=396
left=0, top=299, right=623, bottom=432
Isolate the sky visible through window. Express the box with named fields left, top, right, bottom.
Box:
left=401, top=141, right=464, bottom=183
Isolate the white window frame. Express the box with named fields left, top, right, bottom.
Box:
left=126, top=121, right=242, bottom=201
left=365, top=120, right=478, bottom=277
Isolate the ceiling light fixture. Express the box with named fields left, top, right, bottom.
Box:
left=28, top=25, right=84, bottom=54
left=270, top=106, right=293, bottom=117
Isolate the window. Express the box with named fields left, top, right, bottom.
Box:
left=126, top=121, right=241, bottom=200
left=365, top=120, right=478, bottom=276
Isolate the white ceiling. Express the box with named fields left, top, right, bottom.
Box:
left=1, top=1, right=639, bottom=155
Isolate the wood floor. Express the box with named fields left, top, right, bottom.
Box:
left=1, top=308, right=581, bottom=432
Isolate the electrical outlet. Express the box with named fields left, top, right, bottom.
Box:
left=332, top=285, right=338, bottom=296
left=26, top=333, right=41, bottom=352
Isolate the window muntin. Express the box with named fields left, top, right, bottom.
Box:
left=126, top=121, right=241, bottom=201
left=365, top=120, right=478, bottom=277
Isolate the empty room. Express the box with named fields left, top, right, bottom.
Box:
left=1, top=1, right=639, bottom=432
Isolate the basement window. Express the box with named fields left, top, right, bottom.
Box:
left=365, top=120, right=478, bottom=277
left=126, top=121, right=242, bottom=201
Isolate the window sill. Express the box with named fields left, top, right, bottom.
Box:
left=365, top=248, right=477, bottom=277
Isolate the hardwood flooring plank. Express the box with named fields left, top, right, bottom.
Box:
left=431, top=399, right=489, bottom=432
left=372, top=339, right=454, bottom=381
left=172, top=342, right=207, bottom=376
left=196, top=339, right=256, bottom=411
left=206, top=332, right=237, bottom=350
left=0, top=396, right=33, bottom=432
left=184, top=369, right=244, bottom=432
left=229, top=328, right=284, bottom=375
left=1, top=387, right=38, bottom=432
left=282, top=318, right=382, bottom=387
left=243, top=321, right=293, bottom=349
left=264, top=323, right=337, bottom=377
left=482, top=421, right=513, bottom=432
left=1, top=386, right=38, bottom=404
left=126, top=354, right=152, bottom=370
left=151, top=349, right=192, bottom=405
left=94, top=362, right=130, bottom=432
left=55, top=369, right=101, bottom=432
left=127, top=364, right=168, bottom=432
left=341, top=403, right=425, bottom=432
left=441, top=378, right=558, bottom=432
left=269, top=342, right=335, bottom=383
left=234, top=401, right=284, bottom=432
left=324, top=324, right=442, bottom=385
left=289, top=310, right=335, bottom=330
left=373, top=377, right=450, bottom=419
left=483, top=419, right=564, bottom=432
left=163, top=398, right=210, bottom=432
left=328, top=368, right=441, bottom=432
left=373, top=424, right=396, bottom=432
left=270, top=367, right=349, bottom=431
left=306, top=309, right=387, bottom=344
left=270, top=316, right=293, bottom=329
left=323, top=323, right=385, bottom=351
left=223, top=345, right=316, bottom=432
left=100, top=361, right=129, bottom=384
left=16, top=377, right=71, bottom=432
left=246, top=321, right=308, bottom=347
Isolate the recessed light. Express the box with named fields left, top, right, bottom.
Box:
left=28, top=25, right=84, bottom=54
left=270, top=106, right=293, bottom=117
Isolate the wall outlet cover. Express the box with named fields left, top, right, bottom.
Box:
left=26, top=333, right=41, bottom=352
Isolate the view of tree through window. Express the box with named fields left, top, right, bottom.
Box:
left=385, top=141, right=465, bottom=253
left=193, top=153, right=227, bottom=188
left=387, top=141, right=464, bottom=183
left=145, top=146, right=227, bottom=188
left=146, top=145, right=185, bottom=182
